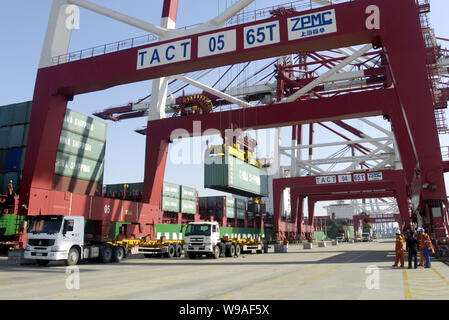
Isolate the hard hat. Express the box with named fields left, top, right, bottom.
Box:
left=418, top=227, right=424, bottom=232
left=9, top=180, right=12, bottom=183
left=395, top=230, right=401, bottom=235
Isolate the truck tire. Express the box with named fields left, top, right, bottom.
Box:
left=228, top=244, right=236, bottom=257
left=37, top=260, right=50, bottom=266
left=65, top=247, right=80, bottom=266
left=263, top=242, right=269, bottom=253
left=256, top=248, right=263, bottom=254
left=111, top=246, right=125, bottom=263
left=166, top=244, right=176, bottom=258
left=175, top=244, right=182, bottom=257
left=101, top=246, right=113, bottom=263
left=234, top=244, right=241, bottom=257
left=213, top=245, right=220, bottom=259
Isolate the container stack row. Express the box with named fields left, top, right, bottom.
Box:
left=0, top=101, right=107, bottom=196
left=199, top=196, right=247, bottom=220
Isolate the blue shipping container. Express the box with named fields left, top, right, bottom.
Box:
left=5, top=148, right=22, bottom=172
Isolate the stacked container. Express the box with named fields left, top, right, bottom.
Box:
left=180, top=185, right=197, bottom=215
left=162, top=182, right=181, bottom=213
left=0, top=101, right=107, bottom=196
left=0, top=101, right=31, bottom=194
left=199, top=196, right=247, bottom=220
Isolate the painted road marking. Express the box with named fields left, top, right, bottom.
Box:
left=403, top=267, right=449, bottom=300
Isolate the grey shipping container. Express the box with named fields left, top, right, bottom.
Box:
left=180, top=185, right=196, bottom=201
left=162, top=182, right=180, bottom=198
left=63, top=109, right=107, bottom=142
left=236, top=208, right=245, bottom=220
left=235, top=198, right=246, bottom=210
left=162, top=196, right=180, bottom=213
left=181, top=199, right=196, bottom=214
left=54, top=152, right=104, bottom=182
left=11, top=101, right=31, bottom=125
left=0, top=150, right=7, bottom=173
left=58, top=130, right=106, bottom=161
left=8, top=125, right=25, bottom=148
left=22, top=124, right=29, bottom=146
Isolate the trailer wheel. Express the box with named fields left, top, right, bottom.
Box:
left=37, top=260, right=50, bottom=266
left=65, top=247, right=80, bottom=266
left=234, top=244, right=241, bottom=257
left=228, top=244, right=236, bottom=257
left=111, top=246, right=125, bottom=263
left=166, top=244, right=176, bottom=258
left=213, top=246, right=220, bottom=259
left=175, top=244, right=182, bottom=257
left=101, top=246, right=113, bottom=263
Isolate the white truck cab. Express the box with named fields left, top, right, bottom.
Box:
left=24, top=215, right=125, bottom=266
left=184, top=222, right=221, bottom=258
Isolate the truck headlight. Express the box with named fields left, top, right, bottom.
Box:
left=25, top=245, right=31, bottom=251
left=51, top=246, right=62, bottom=252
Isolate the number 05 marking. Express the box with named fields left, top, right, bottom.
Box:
left=198, top=29, right=236, bottom=58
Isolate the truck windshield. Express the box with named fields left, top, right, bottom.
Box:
left=185, top=224, right=212, bottom=236
left=28, top=216, right=63, bottom=234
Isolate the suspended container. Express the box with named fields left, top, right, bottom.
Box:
left=58, top=130, right=106, bottom=161
left=63, top=109, right=107, bottom=142
left=54, top=152, right=104, bottom=182
left=8, top=125, right=25, bottom=148
left=205, top=155, right=268, bottom=197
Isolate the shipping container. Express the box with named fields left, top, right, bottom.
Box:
left=0, top=214, right=24, bottom=237
left=63, top=109, right=107, bottom=142
left=22, top=124, right=29, bottom=146
left=58, top=130, right=106, bottom=161
left=236, top=208, right=245, bottom=220
left=0, top=127, right=10, bottom=149
left=11, top=101, right=31, bottom=125
left=0, top=150, right=7, bottom=173
left=4, top=148, right=22, bottom=172
left=180, top=185, right=196, bottom=201
left=108, top=221, right=131, bottom=239
left=200, top=196, right=236, bottom=218
left=235, top=198, right=246, bottom=210
left=205, top=155, right=268, bottom=197
left=162, top=196, right=180, bottom=213
left=162, top=182, right=180, bottom=198
left=0, top=173, right=3, bottom=194
left=181, top=199, right=196, bottom=214
left=0, top=106, right=13, bottom=127
left=54, top=152, right=104, bottom=182
left=8, top=125, right=25, bottom=148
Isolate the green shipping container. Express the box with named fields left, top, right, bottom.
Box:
left=162, top=196, right=180, bottom=213
left=54, top=152, right=104, bottom=182
left=313, top=231, right=326, bottom=242
left=23, top=124, right=29, bottom=146
left=181, top=199, right=196, bottom=214
left=11, top=101, right=31, bottom=125
left=63, top=109, right=107, bottom=142
left=205, top=155, right=268, bottom=197
left=0, top=127, right=10, bottom=149
left=9, top=125, right=25, bottom=148
left=108, top=222, right=131, bottom=239
left=0, top=106, right=13, bottom=127
left=162, top=182, right=180, bottom=198
left=181, top=185, right=196, bottom=201
left=58, top=130, right=106, bottom=161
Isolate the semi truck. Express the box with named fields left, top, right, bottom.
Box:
left=183, top=221, right=268, bottom=259
left=25, top=215, right=183, bottom=266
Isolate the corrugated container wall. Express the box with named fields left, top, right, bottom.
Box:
left=162, top=182, right=180, bottom=199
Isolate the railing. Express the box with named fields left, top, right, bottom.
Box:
left=52, top=0, right=354, bottom=65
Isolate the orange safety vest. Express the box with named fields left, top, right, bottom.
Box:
left=395, top=235, right=404, bottom=251
left=417, top=233, right=423, bottom=249
left=422, top=233, right=434, bottom=250
left=7, top=183, right=13, bottom=196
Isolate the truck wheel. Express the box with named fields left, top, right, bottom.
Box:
left=229, top=244, right=236, bottom=257
left=37, top=260, right=50, bottom=266
left=101, top=246, right=113, bottom=263
left=213, top=246, right=220, bottom=259
left=234, top=244, right=241, bottom=257
left=175, top=244, right=182, bottom=257
left=65, top=247, right=80, bottom=266
left=188, top=252, right=197, bottom=259
left=166, top=244, right=176, bottom=258
left=111, top=246, right=125, bottom=263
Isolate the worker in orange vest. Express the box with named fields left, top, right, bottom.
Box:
left=417, top=230, right=425, bottom=267
left=6, top=180, right=13, bottom=205
left=418, top=228, right=434, bottom=268
left=392, top=230, right=405, bottom=268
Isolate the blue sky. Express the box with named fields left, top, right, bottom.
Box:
left=1, top=0, right=448, bottom=216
